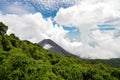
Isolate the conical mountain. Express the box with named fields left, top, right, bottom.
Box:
left=39, top=39, right=77, bottom=57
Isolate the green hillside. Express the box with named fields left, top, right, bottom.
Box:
left=88, top=58, right=120, bottom=68
left=0, top=22, right=120, bottom=80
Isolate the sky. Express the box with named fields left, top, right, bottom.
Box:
left=0, top=0, right=120, bottom=59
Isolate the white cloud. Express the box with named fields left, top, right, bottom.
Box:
left=43, top=44, right=53, bottom=50
left=55, top=0, right=120, bottom=43
left=89, top=30, right=120, bottom=59
left=0, top=0, right=120, bottom=59
left=0, top=13, right=67, bottom=43
left=54, top=0, right=120, bottom=59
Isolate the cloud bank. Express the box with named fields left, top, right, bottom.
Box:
left=55, top=0, right=120, bottom=43
left=54, top=0, right=120, bottom=59
left=0, top=0, right=120, bottom=59
left=0, top=13, right=67, bottom=42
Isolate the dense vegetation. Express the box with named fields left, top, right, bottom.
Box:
left=0, top=22, right=8, bottom=34
left=0, top=22, right=120, bottom=80
left=88, top=58, right=120, bottom=68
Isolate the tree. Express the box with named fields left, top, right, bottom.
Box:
left=2, top=36, right=12, bottom=51
left=0, top=22, right=8, bottom=34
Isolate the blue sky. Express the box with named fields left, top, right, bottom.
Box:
left=63, top=26, right=81, bottom=41
left=0, top=0, right=73, bottom=17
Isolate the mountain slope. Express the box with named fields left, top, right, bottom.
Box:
left=0, top=22, right=120, bottom=80
left=39, top=39, right=77, bottom=57
left=90, top=58, right=120, bottom=68
left=1, top=34, right=120, bottom=80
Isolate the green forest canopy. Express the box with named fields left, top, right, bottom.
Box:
left=0, top=22, right=8, bottom=34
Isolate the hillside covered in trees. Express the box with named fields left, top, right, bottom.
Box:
left=0, top=22, right=120, bottom=80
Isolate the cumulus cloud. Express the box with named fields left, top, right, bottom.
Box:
left=54, top=0, right=120, bottom=59
left=0, top=13, right=67, bottom=43
left=55, top=0, right=120, bottom=42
